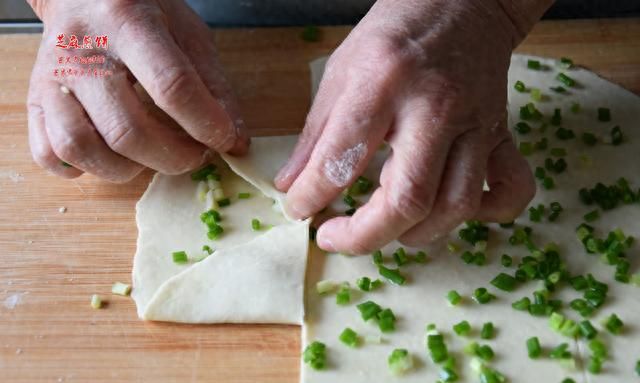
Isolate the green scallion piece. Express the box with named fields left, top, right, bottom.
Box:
left=603, top=313, right=624, bottom=334
left=447, top=290, right=462, bottom=306
left=202, top=245, right=214, bottom=255
left=480, top=322, right=494, bottom=339
left=500, top=254, right=513, bottom=267
left=611, top=125, right=623, bottom=145
left=207, top=224, right=224, bottom=240
left=512, top=297, right=531, bottom=311
left=582, top=132, right=598, bottom=146
left=472, top=287, right=496, bottom=304
left=336, top=283, right=351, bottom=305
left=530, top=88, right=543, bottom=102
left=453, top=320, right=471, bottom=336
left=542, top=176, right=555, bottom=190
left=550, top=108, right=562, bottom=126
left=372, top=250, right=383, bottom=265
left=356, top=301, right=382, bottom=321
left=550, top=147, right=566, bottom=157
left=583, top=210, right=600, bottom=222
left=237, top=192, right=251, bottom=199
left=597, top=107, right=611, bottom=122
left=556, top=72, right=576, bottom=87
left=377, top=308, right=396, bottom=332
left=519, top=142, right=533, bottom=156
left=90, top=294, right=103, bottom=309
left=111, top=282, right=132, bottom=296
left=635, top=359, right=640, bottom=376
left=388, top=349, right=414, bottom=375
left=526, top=337, right=541, bottom=358
left=61, top=161, right=73, bottom=168
left=559, top=57, right=574, bottom=68
left=356, top=276, right=371, bottom=291
left=550, top=343, right=572, bottom=360
left=190, top=164, right=216, bottom=181
left=550, top=86, right=566, bottom=93
left=343, top=194, right=356, bottom=208
left=172, top=251, right=188, bottom=264
left=370, top=279, right=383, bottom=290
left=527, top=60, right=542, bottom=70
left=491, top=273, right=517, bottom=292
left=515, top=121, right=532, bottom=134
left=345, top=207, right=356, bottom=216
left=579, top=320, right=598, bottom=339
left=514, top=80, right=526, bottom=92
left=414, top=250, right=428, bottom=264
left=338, top=327, right=359, bottom=348
left=378, top=265, right=406, bottom=285
left=217, top=198, right=231, bottom=207
left=392, top=247, right=409, bottom=266
left=427, top=334, right=449, bottom=363
left=302, top=341, right=326, bottom=370
left=251, top=218, right=261, bottom=231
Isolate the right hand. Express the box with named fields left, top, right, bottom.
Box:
left=26, top=0, right=249, bottom=182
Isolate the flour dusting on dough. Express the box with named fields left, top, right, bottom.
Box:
left=323, top=142, right=367, bottom=187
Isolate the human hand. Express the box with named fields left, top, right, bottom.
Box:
left=26, top=0, right=248, bottom=182
left=275, top=0, right=551, bottom=254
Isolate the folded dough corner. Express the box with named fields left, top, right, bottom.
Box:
left=131, top=136, right=310, bottom=324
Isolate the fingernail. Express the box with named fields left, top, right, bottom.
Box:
left=275, top=162, right=294, bottom=186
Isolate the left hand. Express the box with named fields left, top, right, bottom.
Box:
left=274, top=0, right=541, bottom=254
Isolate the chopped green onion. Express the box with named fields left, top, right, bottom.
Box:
left=472, top=287, right=496, bottom=304
left=579, top=320, right=598, bottom=339
left=302, top=341, right=326, bottom=370
left=527, top=60, right=542, bottom=70
left=635, top=359, right=640, bottom=376
left=343, top=194, right=356, bottom=207
left=519, top=103, right=543, bottom=120
left=447, top=242, right=460, bottom=253
left=377, top=308, right=396, bottom=332
left=207, top=224, right=224, bottom=240
left=480, top=322, right=494, bottom=339
left=583, top=210, right=600, bottom=222
left=348, top=176, right=373, bottom=195
left=202, top=245, right=214, bottom=255
left=562, top=379, right=576, bottom=383
left=501, top=254, right=513, bottom=267
left=515, top=121, right=532, bottom=134
left=519, top=142, right=533, bottom=156
left=550, top=147, right=566, bottom=157
left=90, top=294, right=103, bottom=309
left=597, top=107, right=611, bottom=122
left=237, top=192, right=251, bottom=199
left=392, top=247, right=409, bottom=266
left=370, top=279, right=383, bottom=290
left=582, top=132, right=598, bottom=146
left=550, top=86, right=566, bottom=93
left=372, top=250, right=383, bottom=265
left=512, top=297, right=531, bottom=311
left=447, top=290, right=462, bottom=306
left=589, top=338, right=607, bottom=360
left=490, top=273, right=517, bottom=292
left=559, top=57, right=574, bottom=68
left=603, top=313, right=624, bottom=334
left=555, top=127, right=575, bottom=140
left=526, top=337, right=541, bottom=358
left=388, top=349, right=414, bottom=375
left=414, top=250, right=428, bottom=263
left=172, top=251, right=188, bottom=264
left=316, top=280, right=337, bottom=294
left=514, top=80, right=527, bottom=92
left=345, top=207, right=356, bottom=216
left=111, top=282, right=131, bottom=296
left=542, top=176, right=555, bottom=190
left=549, top=343, right=572, bottom=360
left=356, top=301, right=382, bottom=321
left=301, top=25, right=320, bottom=42
left=588, top=356, right=602, bottom=374
left=200, top=210, right=222, bottom=225
left=251, top=218, right=261, bottom=231
left=427, top=334, right=449, bottom=363
left=550, top=108, right=562, bottom=126
left=190, top=164, right=216, bottom=181
left=61, top=161, right=73, bottom=168
left=458, top=221, right=489, bottom=245
left=556, top=72, right=576, bottom=87
left=217, top=198, right=231, bottom=207
left=476, top=344, right=495, bottom=361
left=439, top=367, right=458, bottom=382
left=356, top=276, right=371, bottom=291
left=453, top=320, right=471, bottom=336
left=336, top=283, right=351, bottom=305
left=338, top=327, right=359, bottom=348
left=611, top=125, right=624, bottom=145
left=530, top=88, right=543, bottom=101
left=378, top=265, right=406, bottom=285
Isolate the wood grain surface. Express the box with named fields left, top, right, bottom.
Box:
left=0, top=19, right=639, bottom=383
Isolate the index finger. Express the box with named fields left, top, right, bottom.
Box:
left=316, top=113, right=452, bottom=254
left=113, top=14, right=240, bottom=153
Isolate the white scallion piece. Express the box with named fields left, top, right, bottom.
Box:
left=196, top=181, right=208, bottom=202
left=207, top=178, right=222, bottom=191
left=213, top=188, right=226, bottom=202
left=316, top=280, right=337, bottom=294
left=205, top=189, right=218, bottom=211
left=111, top=282, right=132, bottom=296
left=90, top=294, right=103, bottom=309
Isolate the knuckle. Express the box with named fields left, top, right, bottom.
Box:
left=443, top=191, right=480, bottom=221
left=386, top=181, right=431, bottom=222
left=52, top=133, right=87, bottom=163
left=348, top=239, right=376, bottom=256
left=100, top=115, right=136, bottom=154
left=150, top=66, right=198, bottom=110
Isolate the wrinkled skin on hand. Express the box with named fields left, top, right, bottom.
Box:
left=27, top=0, right=248, bottom=183
left=276, top=0, right=540, bottom=254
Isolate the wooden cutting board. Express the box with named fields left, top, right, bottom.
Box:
left=1, top=19, right=639, bottom=383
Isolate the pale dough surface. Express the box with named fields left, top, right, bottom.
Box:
left=301, top=55, right=640, bottom=382
left=132, top=136, right=309, bottom=324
